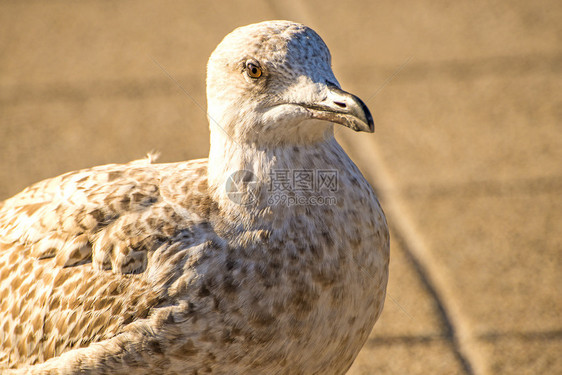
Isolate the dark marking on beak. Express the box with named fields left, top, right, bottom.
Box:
left=301, top=83, right=374, bottom=133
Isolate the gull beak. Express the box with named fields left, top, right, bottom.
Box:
left=303, top=83, right=374, bottom=133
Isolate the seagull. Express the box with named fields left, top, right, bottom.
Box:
left=0, top=20, right=389, bottom=374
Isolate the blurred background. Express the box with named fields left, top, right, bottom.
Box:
left=0, top=1, right=560, bottom=374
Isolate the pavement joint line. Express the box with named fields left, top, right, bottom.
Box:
left=365, top=329, right=562, bottom=351
left=397, top=175, right=562, bottom=199
left=365, top=333, right=448, bottom=347
left=338, top=52, right=562, bottom=83
left=339, top=132, right=485, bottom=375
left=478, top=329, right=562, bottom=342
left=0, top=75, right=203, bottom=105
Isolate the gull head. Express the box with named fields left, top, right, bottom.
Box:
left=206, top=20, right=374, bottom=146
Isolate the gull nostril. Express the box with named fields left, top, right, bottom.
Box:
left=334, top=101, right=346, bottom=108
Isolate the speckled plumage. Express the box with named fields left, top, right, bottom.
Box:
left=0, top=21, right=389, bottom=374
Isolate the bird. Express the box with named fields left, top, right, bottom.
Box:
left=0, top=20, right=389, bottom=374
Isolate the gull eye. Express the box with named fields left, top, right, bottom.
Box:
left=246, top=62, right=262, bottom=79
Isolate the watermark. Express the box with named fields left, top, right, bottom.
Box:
left=224, top=170, right=258, bottom=206
left=267, top=193, right=337, bottom=207
left=225, top=169, right=339, bottom=206
left=268, top=169, right=338, bottom=193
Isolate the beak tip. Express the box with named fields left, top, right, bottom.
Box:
left=367, top=115, right=375, bottom=133
left=358, top=111, right=374, bottom=133
left=360, top=122, right=374, bottom=133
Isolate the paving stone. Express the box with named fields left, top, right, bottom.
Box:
left=296, top=0, right=562, bottom=66
left=0, top=92, right=210, bottom=199
left=348, top=231, right=465, bottom=374
left=404, top=192, right=561, bottom=336
left=337, top=72, right=562, bottom=188
left=349, top=338, right=466, bottom=375
left=476, top=334, right=562, bottom=374
left=374, top=231, right=445, bottom=338
left=0, top=1, right=276, bottom=87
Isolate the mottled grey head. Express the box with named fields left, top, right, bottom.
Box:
left=207, top=20, right=373, bottom=146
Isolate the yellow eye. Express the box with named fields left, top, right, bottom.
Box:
left=246, top=62, right=262, bottom=78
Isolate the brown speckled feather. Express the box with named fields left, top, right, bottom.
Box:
left=0, top=158, right=210, bottom=367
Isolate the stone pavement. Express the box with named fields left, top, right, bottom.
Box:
left=1, top=1, right=560, bottom=374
